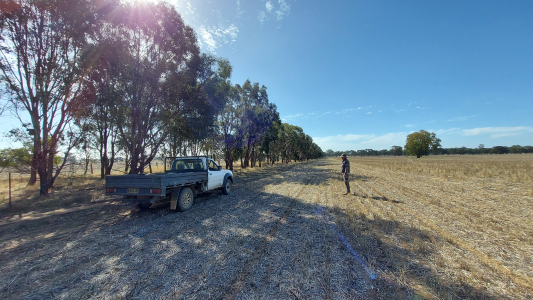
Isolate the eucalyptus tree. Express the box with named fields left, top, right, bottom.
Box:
left=80, top=35, right=125, bottom=178
left=161, top=54, right=231, bottom=158
left=298, top=134, right=314, bottom=161
left=390, top=145, right=403, bottom=156
left=107, top=2, right=201, bottom=174
left=310, top=142, right=324, bottom=159
left=248, top=102, right=278, bottom=167
left=267, top=123, right=322, bottom=163
left=234, top=80, right=277, bottom=168
left=404, top=130, right=441, bottom=158
left=509, top=145, right=524, bottom=154
left=267, top=122, right=288, bottom=164
left=259, top=115, right=281, bottom=165
left=0, top=0, right=117, bottom=194
left=217, top=84, right=240, bottom=170
left=282, top=124, right=303, bottom=163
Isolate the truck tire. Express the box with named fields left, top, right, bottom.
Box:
left=222, top=178, right=232, bottom=195
left=177, top=187, right=194, bottom=212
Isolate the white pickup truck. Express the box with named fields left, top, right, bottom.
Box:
left=105, top=156, right=233, bottom=211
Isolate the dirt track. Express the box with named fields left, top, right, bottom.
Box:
left=1, top=157, right=532, bottom=299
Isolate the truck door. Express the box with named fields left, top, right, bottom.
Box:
left=207, top=159, right=224, bottom=190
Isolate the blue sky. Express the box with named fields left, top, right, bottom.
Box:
left=1, top=0, right=532, bottom=151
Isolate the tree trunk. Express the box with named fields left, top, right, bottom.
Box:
left=225, top=158, right=233, bottom=171
left=243, top=149, right=249, bottom=168
left=101, top=156, right=106, bottom=179
left=225, top=148, right=233, bottom=171
left=40, top=99, right=49, bottom=196
left=28, top=116, right=39, bottom=186
left=38, top=168, right=47, bottom=196
left=106, top=158, right=114, bottom=176
left=84, top=158, right=89, bottom=175
left=132, top=152, right=140, bottom=174
left=124, top=152, right=130, bottom=174
left=250, top=146, right=255, bottom=168
left=28, top=166, right=37, bottom=186
left=46, top=144, right=56, bottom=191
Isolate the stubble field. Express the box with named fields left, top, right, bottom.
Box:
left=0, top=155, right=532, bottom=299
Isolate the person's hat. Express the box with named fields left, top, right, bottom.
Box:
left=340, top=153, right=346, bottom=158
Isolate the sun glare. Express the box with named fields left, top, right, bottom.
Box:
left=120, top=0, right=160, bottom=4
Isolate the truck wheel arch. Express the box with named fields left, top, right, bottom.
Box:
left=170, top=186, right=194, bottom=211
left=222, top=175, right=233, bottom=195
left=223, top=173, right=233, bottom=184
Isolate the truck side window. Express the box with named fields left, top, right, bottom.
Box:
left=172, top=159, right=204, bottom=172
left=208, top=160, right=218, bottom=171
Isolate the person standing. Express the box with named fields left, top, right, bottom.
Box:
left=341, top=153, right=350, bottom=195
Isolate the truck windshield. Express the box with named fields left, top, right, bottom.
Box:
left=170, top=159, right=205, bottom=172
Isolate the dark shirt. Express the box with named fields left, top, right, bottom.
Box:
left=341, top=158, right=350, bottom=175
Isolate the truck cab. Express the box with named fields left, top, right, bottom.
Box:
left=166, top=157, right=231, bottom=190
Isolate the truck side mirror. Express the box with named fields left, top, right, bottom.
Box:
left=218, top=166, right=222, bottom=171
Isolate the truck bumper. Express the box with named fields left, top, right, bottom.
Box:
left=121, top=196, right=162, bottom=203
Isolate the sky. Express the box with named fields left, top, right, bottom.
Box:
left=1, top=0, right=532, bottom=151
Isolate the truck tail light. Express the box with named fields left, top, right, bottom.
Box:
left=150, top=189, right=162, bottom=194
left=106, top=188, right=116, bottom=193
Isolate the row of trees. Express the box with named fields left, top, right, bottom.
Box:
left=325, top=147, right=403, bottom=157
left=440, top=145, right=533, bottom=155
left=325, top=145, right=533, bottom=158
left=325, top=129, right=532, bottom=158
left=325, top=130, right=441, bottom=158
left=0, top=0, right=323, bottom=195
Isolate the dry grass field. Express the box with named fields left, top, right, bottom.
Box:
left=0, top=155, right=532, bottom=299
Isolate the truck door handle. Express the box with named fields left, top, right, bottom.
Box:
left=209, top=173, right=212, bottom=175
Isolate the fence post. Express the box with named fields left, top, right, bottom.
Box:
left=9, top=172, right=12, bottom=209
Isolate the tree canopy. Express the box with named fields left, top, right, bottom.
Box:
left=404, top=130, right=441, bottom=158
left=0, top=0, right=116, bottom=194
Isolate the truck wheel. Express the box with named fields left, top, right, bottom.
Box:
left=137, top=202, right=152, bottom=209
left=222, top=178, right=232, bottom=195
left=177, top=187, right=194, bottom=212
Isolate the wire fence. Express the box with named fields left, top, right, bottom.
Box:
left=1, top=159, right=252, bottom=210
left=1, top=172, right=33, bottom=210
left=0, top=160, right=172, bottom=209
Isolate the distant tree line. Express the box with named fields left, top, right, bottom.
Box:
left=0, top=0, right=323, bottom=195
left=325, top=144, right=533, bottom=157
left=326, top=129, right=532, bottom=158
left=325, top=148, right=401, bottom=157
left=440, top=145, right=533, bottom=155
